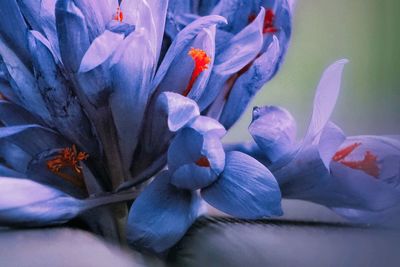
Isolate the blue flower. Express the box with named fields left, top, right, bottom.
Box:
left=127, top=92, right=282, bottom=253
left=165, top=1, right=295, bottom=129
left=234, top=59, right=400, bottom=225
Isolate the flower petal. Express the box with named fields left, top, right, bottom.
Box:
left=156, top=92, right=200, bottom=132
left=79, top=30, right=125, bottom=73
left=127, top=171, right=199, bottom=253
left=171, top=163, right=218, bottom=190
left=303, top=59, right=348, bottom=144
left=186, top=115, right=226, bottom=137
left=249, top=105, right=297, bottom=162
left=202, top=151, right=282, bottom=218
left=318, top=122, right=346, bottom=169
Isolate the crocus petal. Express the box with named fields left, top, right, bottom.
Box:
left=121, top=0, right=168, bottom=63
left=56, top=0, right=90, bottom=73
left=171, top=163, right=218, bottom=190
left=303, top=59, right=348, bottom=144
left=0, top=140, right=31, bottom=173
left=168, top=128, right=203, bottom=172
left=16, top=0, right=61, bottom=62
left=151, top=15, right=227, bottom=92
left=249, top=105, right=297, bottom=162
left=210, top=0, right=252, bottom=34
left=0, top=100, right=41, bottom=126
left=79, top=30, right=125, bottom=73
left=127, top=171, right=199, bottom=253
left=157, top=92, right=200, bottom=132
left=28, top=31, right=98, bottom=155
left=218, top=37, right=281, bottom=129
left=0, top=0, right=30, bottom=66
left=0, top=177, right=82, bottom=226
left=0, top=40, right=52, bottom=123
left=0, top=125, right=68, bottom=156
left=202, top=151, right=282, bottom=218
left=318, top=122, right=346, bottom=169
left=110, top=29, right=155, bottom=172
left=186, top=115, right=226, bottom=137
left=0, top=177, right=137, bottom=227
left=72, top=0, right=118, bottom=41
left=0, top=165, right=26, bottom=178
left=198, top=8, right=265, bottom=110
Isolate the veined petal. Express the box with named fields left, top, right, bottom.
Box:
left=249, top=105, right=297, bottom=162
left=198, top=8, right=265, bottom=110
left=0, top=177, right=82, bottom=226
left=202, top=151, right=282, bottom=218
left=186, top=115, right=226, bottom=137
left=156, top=92, right=200, bottom=132
left=121, top=0, right=168, bottom=64
left=110, top=29, right=155, bottom=173
left=0, top=125, right=68, bottom=156
left=16, top=0, right=61, bottom=62
left=72, top=0, right=118, bottom=41
left=0, top=41, right=52, bottom=123
left=56, top=0, right=90, bottom=73
left=79, top=30, right=125, bottom=73
left=171, top=163, right=218, bottom=190
left=0, top=100, right=41, bottom=126
left=152, top=15, right=226, bottom=92
left=210, top=0, right=252, bottom=34
left=127, top=171, right=199, bottom=253
left=303, top=59, right=349, bottom=144
left=218, top=37, right=281, bottom=129
left=28, top=31, right=98, bottom=155
left=0, top=0, right=30, bottom=67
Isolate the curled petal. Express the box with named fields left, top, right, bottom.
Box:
left=249, top=106, right=297, bottom=162
left=202, top=151, right=282, bottom=218
left=127, top=171, right=199, bottom=253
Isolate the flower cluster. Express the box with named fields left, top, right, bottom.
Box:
left=0, top=0, right=398, bottom=255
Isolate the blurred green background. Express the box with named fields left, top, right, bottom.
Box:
left=226, top=0, right=400, bottom=142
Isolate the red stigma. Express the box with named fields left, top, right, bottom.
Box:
left=47, top=145, right=89, bottom=188
left=333, top=143, right=380, bottom=178
left=182, top=48, right=211, bottom=97
left=195, top=156, right=211, bottom=167
left=333, top=142, right=361, bottom=162
left=113, top=6, right=124, bottom=22
left=248, top=9, right=278, bottom=34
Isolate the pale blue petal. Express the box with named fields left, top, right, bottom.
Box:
left=79, top=30, right=125, bottom=73
left=156, top=92, right=200, bottom=132
left=110, top=29, right=155, bottom=173
left=186, top=115, right=226, bottom=137
left=210, top=0, right=252, bottom=34
left=318, top=122, right=346, bottom=169
left=218, top=37, right=281, bottom=129
left=198, top=8, right=265, bottom=110
left=56, top=0, right=90, bottom=73
left=249, top=106, right=297, bottom=162
left=303, top=59, right=349, bottom=144
left=202, top=151, right=282, bottom=218
left=127, top=171, right=199, bottom=253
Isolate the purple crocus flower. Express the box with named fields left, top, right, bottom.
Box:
left=165, top=0, right=295, bottom=129
left=235, top=59, right=400, bottom=225
left=0, top=0, right=285, bottom=251
left=127, top=92, right=282, bottom=253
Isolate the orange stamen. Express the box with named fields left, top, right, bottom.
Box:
left=113, top=6, right=124, bottom=22
left=332, top=142, right=380, bottom=178
left=195, top=156, right=211, bottom=167
left=182, top=48, right=211, bottom=97
left=332, top=143, right=361, bottom=162
left=47, top=145, right=89, bottom=188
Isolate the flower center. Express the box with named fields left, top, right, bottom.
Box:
left=195, top=156, right=211, bottom=167
left=113, top=6, right=124, bottom=22
left=248, top=9, right=278, bottom=34
left=332, top=143, right=380, bottom=178
left=47, top=145, right=89, bottom=188
left=182, top=48, right=211, bottom=97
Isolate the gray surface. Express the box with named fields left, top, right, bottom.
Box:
left=169, top=217, right=400, bottom=267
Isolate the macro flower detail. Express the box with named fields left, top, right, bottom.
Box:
left=127, top=92, right=282, bottom=253
left=183, top=48, right=211, bottom=96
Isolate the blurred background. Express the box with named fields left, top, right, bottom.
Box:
left=226, top=0, right=400, bottom=142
